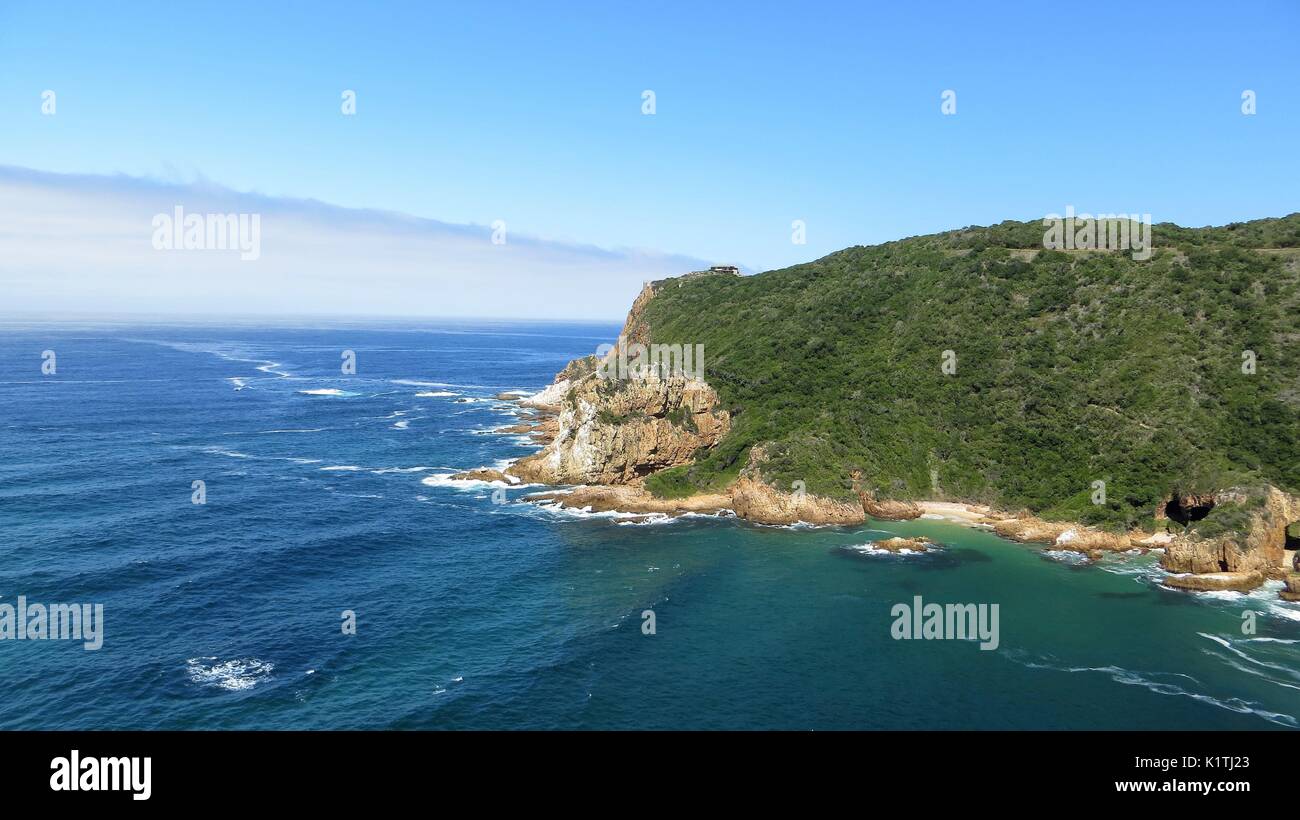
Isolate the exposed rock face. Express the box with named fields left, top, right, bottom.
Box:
left=509, top=278, right=731, bottom=485
left=614, top=282, right=658, bottom=350
left=1155, top=492, right=1218, bottom=523
left=991, top=516, right=1132, bottom=552
left=450, top=468, right=513, bottom=484
left=1050, top=526, right=1133, bottom=552
left=523, top=485, right=731, bottom=515
left=849, top=471, right=921, bottom=520
left=724, top=444, right=866, bottom=525
left=1281, top=575, right=1300, bottom=602
left=498, top=413, right=560, bottom=444
left=1160, top=486, right=1300, bottom=575
left=1134, top=531, right=1174, bottom=547
left=1162, top=571, right=1264, bottom=592
left=504, top=278, right=936, bottom=524
left=494, top=422, right=533, bottom=434
left=729, top=476, right=866, bottom=525
left=872, top=537, right=932, bottom=553
left=508, top=372, right=730, bottom=485
left=520, top=355, right=598, bottom=411
left=858, top=490, right=922, bottom=521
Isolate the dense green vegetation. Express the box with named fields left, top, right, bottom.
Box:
left=642, top=215, right=1300, bottom=531
left=1189, top=494, right=1265, bottom=539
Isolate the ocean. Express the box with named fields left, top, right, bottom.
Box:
left=1, top=319, right=1297, bottom=730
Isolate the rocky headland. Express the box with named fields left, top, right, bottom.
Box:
left=451, top=267, right=1300, bottom=599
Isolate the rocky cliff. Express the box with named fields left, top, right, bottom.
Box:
left=509, top=371, right=731, bottom=485
left=520, top=355, right=598, bottom=411
left=503, top=277, right=905, bottom=524
left=508, top=278, right=731, bottom=486
left=1160, top=486, right=1300, bottom=576
left=493, top=253, right=1300, bottom=576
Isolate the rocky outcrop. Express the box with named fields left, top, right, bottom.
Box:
left=849, top=471, right=921, bottom=520
left=1162, top=571, right=1264, bottom=592
left=1281, top=575, right=1300, bottom=602
left=858, top=490, right=922, bottom=521
left=532, top=415, right=560, bottom=443
left=1133, top=531, right=1174, bottom=547
left=523, top=485, right=731, bottom=516
left=1154, top=491, right=1218, bottom=522
left=991, top=516, right=1133, bottom=552
left=494, top=422, right=534, bottom=434
left=723, top=445, right=865, bottom=525
left=507, top=277, right=731, bottom=485
left=497, top=276, right=1300, bottom=555
left=614, top=281, right=658, bottom=350
left=872, top=537, right=932, bottom=553
left=501, top=278, right=937, bottom=524
left=729, top=476, right=866, bottom=525
left=1160, top=486, right=1300, bottom=576
left=508, top=372, right=730, bottom=485
left=520, top=355, right=598, bottom=411
left=450, top=468, right=514, bottom=484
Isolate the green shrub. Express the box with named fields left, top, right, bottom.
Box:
left=632, top=214, right=1300, bottom=529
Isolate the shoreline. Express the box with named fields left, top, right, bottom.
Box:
left=453, top=461, right=1296, bottom=598
left=915, top=501, right=996, bottom=525
left=450, top=361, right=1299, bottom=600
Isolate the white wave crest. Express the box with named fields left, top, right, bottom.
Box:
left=298, top=388, right=356, bottom=397
left=186, top=657, right=274, bottom=692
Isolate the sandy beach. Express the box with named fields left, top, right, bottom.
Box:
left=916, top=501, right=994, bottom=525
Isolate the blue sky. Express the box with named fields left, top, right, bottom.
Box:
left=1, top=1, right=1297, bottom=317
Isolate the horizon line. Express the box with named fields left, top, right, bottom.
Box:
left=0, top=309, right=630, bottom=326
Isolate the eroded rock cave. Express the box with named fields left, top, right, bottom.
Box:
left=1162, top=494, right=1215, bottom=527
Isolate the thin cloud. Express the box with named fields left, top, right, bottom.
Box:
left=0, top=165, right=711, bottom=320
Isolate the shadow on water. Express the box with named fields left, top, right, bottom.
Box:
left=896, top=578, right=923, bottom=595
left=916, top=548, right=991, bottom=570
left=1152, top=587, right=1200, bottom=607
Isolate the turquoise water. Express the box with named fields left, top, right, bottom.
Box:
left=0, top=319, right=1297, bottom=729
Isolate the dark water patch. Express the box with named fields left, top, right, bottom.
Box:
left=914, top=547, right=990, bottom=571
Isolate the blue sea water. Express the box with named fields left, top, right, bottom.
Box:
left=1, top=318, right=1297, bottom=730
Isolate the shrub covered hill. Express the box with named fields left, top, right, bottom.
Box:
left=638, top=214, right=1300, bottom=534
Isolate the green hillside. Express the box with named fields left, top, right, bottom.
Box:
left=642, top=215, right=1300, bottom=532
